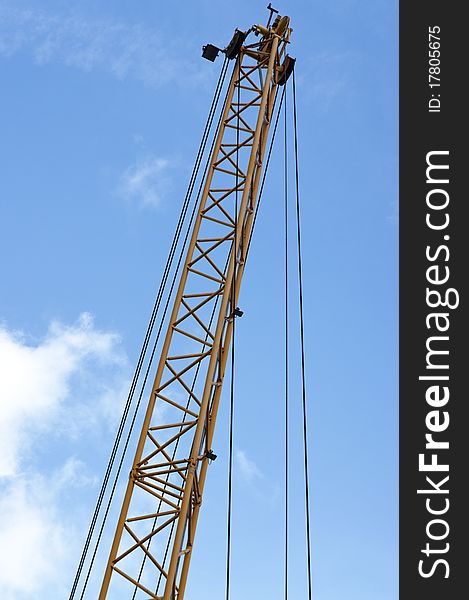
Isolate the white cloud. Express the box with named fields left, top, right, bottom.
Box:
left=0, top=314, right=128, bottom=598
left=55, top=455, right=99, bottom=489
left=236, top=449, right=262, bottom=484
left=0, top=458, right=96, bottom=599
left=119, top=156, right=175, bottom=208
left=0, top=312, right=124, bottom=477
left=0, top=4, right=205, bottom=88
left=0, top=476, right=66, bottom=598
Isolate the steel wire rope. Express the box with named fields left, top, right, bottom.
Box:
left=70, top=56, right=230, bottom=600
left=283, top=84, right=289, bottom=600
left=213, top=81, right=285, bottom=600
left=223, top=70, right=288, bottom=600
left=292, top=69, right=313, bottom=600
left=224, top=56, right=241, bottom=600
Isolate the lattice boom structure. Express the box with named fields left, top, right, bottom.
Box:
left=100, top=15, right=293, bottom=600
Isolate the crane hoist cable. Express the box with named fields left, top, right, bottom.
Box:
left=283, top=80, right=290, bottom=600
left=222, top=82, right=287, bottom=600
left=69, top=55, right=229, bottom=600
left=293, top=68, right=313, bottom=600
left=224, top=53, right=241, bottom=600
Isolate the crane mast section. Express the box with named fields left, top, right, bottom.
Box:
left=99, top=22, right=290, bottom=600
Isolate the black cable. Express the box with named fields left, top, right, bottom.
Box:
left=225, top=297, right=236, bottom=600
left=70, top=55, right=229, bottom=600
left=225, top=56, right=241, bottom=600
left=292, top=69, right=313, bottom=600
left=283, top=84, right=289, bottom=600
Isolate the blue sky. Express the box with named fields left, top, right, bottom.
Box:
left=0, top=1, right=397, bottom=599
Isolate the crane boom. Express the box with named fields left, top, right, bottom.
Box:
left=99, top=13, right=293, bottom=599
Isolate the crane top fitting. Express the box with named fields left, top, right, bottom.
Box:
left=202, top=8, right=294, bottom=87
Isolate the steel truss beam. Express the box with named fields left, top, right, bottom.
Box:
left=99, top=19, right=291, bottom=600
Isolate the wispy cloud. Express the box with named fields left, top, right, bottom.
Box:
left=0, top=312, right=125, bottom=477
left=0, top=459, right=96, bottom=599
left=118, top=155, right=175, bottom=208
left=0, top=472, right=67, bottom=598
left=0, top=313, right=128, bottom=598
left=236, top=449, right=262, bottom=484
left=0, top=4, right=205, bottom=88
left=299, top=51, right=352, bottom=110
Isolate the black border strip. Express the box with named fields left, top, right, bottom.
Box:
left=400, top=3, right=466, bottom=597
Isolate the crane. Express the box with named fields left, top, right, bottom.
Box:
left=82, top=9, right=296, bottom=600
